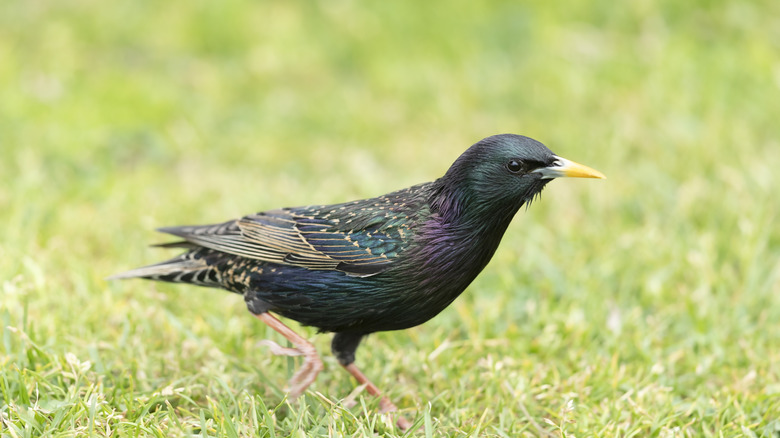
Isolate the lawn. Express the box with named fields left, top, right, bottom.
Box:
left=2, top=1, right=780, bottom=436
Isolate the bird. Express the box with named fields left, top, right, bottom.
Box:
left=110, top=134, right=605, bottom=430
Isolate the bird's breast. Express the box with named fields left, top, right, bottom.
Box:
left=370, top=219, right=509, bottom=328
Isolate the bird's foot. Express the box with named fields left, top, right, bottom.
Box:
left=254, top=313, right=324, bottom=400
left=378, top=396, right=413, bottom=431
left=394, top=413, right=413, bottom=432
left=343, top=363, right=413, bottom=431
left=287, top=350, right=323, bottom=399
left=378, top=396, right=398, bottom=414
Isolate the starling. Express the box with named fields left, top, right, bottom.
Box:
left=110, top=134, right=604, bottom=429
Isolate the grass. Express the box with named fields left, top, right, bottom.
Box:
left=2, top=0, right=780, bottom=436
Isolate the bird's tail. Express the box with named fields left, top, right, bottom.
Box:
left=107, top=244, right=223, bottom=287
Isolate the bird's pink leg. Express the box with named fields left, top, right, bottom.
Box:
left=343, top=363, right=413, bottom=431
left=254, top=312, right=323, bottom=399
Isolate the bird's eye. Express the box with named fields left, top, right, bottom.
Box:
left=507, top=160, right=524, bottom=173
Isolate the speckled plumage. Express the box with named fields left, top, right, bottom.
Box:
left=112, top=134, right=604, bottom=423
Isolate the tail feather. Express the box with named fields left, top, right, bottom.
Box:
left=107, top=248, right=222, bottom=286
left=151, top=241, right=199, bottom=249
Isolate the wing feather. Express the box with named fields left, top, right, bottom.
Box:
left=158, top=206, right=413, bottom=277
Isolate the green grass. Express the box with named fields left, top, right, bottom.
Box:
left=2, top=1, right=780, bottom=436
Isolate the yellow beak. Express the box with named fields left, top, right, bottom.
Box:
left=534, top=156, right=606, bottom=180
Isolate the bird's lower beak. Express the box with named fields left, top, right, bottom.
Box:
left=534, top=156, right=606, bottom=180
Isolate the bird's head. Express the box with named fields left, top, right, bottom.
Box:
left=433, top=134, right=605, bottom=223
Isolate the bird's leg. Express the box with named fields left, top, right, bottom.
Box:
left=343, top=363, right=401, bottom=414
left=257, top=339, right=304, bottom=357
left=254, top=312, right=323, bottom=399
left=332, top=333, right=412, bottom=431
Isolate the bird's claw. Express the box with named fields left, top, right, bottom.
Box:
left=395, top=414, right=413, bottom=432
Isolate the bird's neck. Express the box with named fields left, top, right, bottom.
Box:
left=429, top=178, right=522, bottom=239
left=422, top=180, right=523, bottom=276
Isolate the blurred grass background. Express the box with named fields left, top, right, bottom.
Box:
left=2, top=0, right=780, bottom=436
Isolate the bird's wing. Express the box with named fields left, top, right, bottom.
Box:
left=157, top=202, right=415, bottom=277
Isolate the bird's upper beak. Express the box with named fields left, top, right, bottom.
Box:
left=533, top=156, right=606, bottom=180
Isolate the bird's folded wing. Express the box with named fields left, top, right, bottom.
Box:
left=157, top=208, right=409, bottom=277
